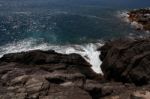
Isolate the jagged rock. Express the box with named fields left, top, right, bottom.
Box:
left=0, top=50, right=97, bottom=79
left=0, top=50, right=100, bottom=99
left=100, top=38, right=150, bottom=85
left=25, top=76, right=50, bottom=95
left=1, top=47, right=150, bottom=99
left=84, top=80, right=102, bottom=99
left=10, top=75, right=30, bottom=86
left=47, top=84, right=92, bottom=99
left=132, top=91, right=150, bottom=99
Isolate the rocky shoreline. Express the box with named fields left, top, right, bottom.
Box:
left=127, top=8, right=150, bottom=31
left=0, top=37, right=150, bottom=99
left=0, top=8, right=150, bottom=99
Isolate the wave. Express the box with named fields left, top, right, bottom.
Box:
left=0, top=38, right=103, bottom=74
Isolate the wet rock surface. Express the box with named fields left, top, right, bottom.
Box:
left=0, top=43, right=150, bottom=99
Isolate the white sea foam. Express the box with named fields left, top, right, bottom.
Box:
left=117, top=11, right=144, bottom=30
left=117, top=11, right=130, bottom=23
left=0, top=38, right=103, bottom=74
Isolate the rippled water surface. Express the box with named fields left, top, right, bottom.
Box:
left=0, top=0, right=149, bottom=45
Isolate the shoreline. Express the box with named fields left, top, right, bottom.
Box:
left=121, top=8, right=150, bottom=31
left=0, top=8, right=150, bottom=99
left=1, top=37, right=150, bottom=99
left=0, top=39, right=104, bottom=74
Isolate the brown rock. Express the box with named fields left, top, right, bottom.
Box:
left=100, top=38, right=150, bottom=85
left=47, top=84, right=92, bottom=99
left=0, top=50, right=100, bottom=99
left=128, top=8, right=150, bottom=31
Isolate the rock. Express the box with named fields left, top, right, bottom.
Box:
left=47, top=84, right=92, bottom=99
left=0, top=50, right=97, bottom=79
left=25, top=76, right=50, bottom=95
left=13, top=93, right=27, bottom=99
left=84, top=80, right=102, bottom=99
left=84, top=79, right=150, bottom=99
left=45, top=72, right=85, bottom=87
left=1, top=46, right=150, bottom=99
left=10, top=75, right=30, bottom=86
left=60, top=82, right=74, bottom=87
left=132, top=91, right=150, bottom=99
left=0, top=50, right=88, bottom=66
left=0, top=50, right=101, bottom=99
left=127, top=8, right=150, bottom=31
left=100, top=38, right=150, bottom=85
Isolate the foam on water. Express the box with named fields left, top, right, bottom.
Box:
left=117, top=11, right=130, bottom=23
left=0, top=38, right=103, bottom=74
left=117, top=11, right=144, bottom=30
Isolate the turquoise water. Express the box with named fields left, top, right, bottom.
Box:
left=0, top=0, right=149, bottom=45
left=0, top=0, right=149, bottom=73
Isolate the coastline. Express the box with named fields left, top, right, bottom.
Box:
left=1, top=37, right=150, bottom=99
left=120, top=8, right=150, bottom=32
left=0, top=39, right=104, bottom=74
left=0, top=8, right=150, bottom=99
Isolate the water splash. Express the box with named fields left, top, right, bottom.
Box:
left=0, top=38, right=103, bottom=74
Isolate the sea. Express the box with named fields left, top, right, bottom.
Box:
left=0, top=0, right=150, bottom=73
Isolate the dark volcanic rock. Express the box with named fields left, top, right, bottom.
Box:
left=0, top=50, right=101, bottom=99
left=0, top=50, right=97, bottom=79
left=100, top=38, right=150, bottom=86
left=0, top=48, right=150, bottom=99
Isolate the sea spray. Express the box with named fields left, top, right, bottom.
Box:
left=0, top=38, right=103, bottom=74
left=56, top=43, right=103, bottom=74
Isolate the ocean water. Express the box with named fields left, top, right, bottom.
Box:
left=0, top=0, right=150, bottom=73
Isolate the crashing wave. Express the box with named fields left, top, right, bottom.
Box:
left=0, top=38, right=103, bottom=74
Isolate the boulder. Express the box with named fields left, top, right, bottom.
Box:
left=100, top=38, right=150, bottom=85
left=0, top=50, right=97, bottom=79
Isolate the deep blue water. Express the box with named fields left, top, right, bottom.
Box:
left=0, top=0, right=150, bottom=45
